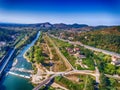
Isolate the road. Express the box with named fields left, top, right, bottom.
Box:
left=49, top=34, right=120, bottom=58
left=51, top=82, right=69, bottom=90
left=33, top=74, right=58, bottom=90
left=33, top=70, right=96, bottom=90
left=49, top=34, right=100, bottom=83
left=94, top=60, right=100, bottom=83
left=33, top=34, right=120, bottom=90
left=46, top=35, right=74, bottom=71
left=33, top=34, right=101, bottom=90
left=0, top=49, right=15, bottom=77
left=105, top=74, right=120, bottom=79
left=49, top=34, right=100, bottom=82
left=83, top=75, right=88, bottom=90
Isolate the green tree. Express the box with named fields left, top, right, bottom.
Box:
left=104, top=63, right=116, bottom=75
left=99, top=73, right=109, bottom=89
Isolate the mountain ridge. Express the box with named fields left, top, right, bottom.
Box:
left=0, top=22, right=112, bottom=30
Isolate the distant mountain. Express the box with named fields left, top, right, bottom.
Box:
left=52, top=23, right=89, bottom=29
left=0, top=22, right=111, bottom=30
left=53, top=23, right=70, bottom=29
left=0, top=23, right=27, bottom=27
left=29, top=22, right=53, bottom=28
left=70, top=23, right=88, bottom=28
left=93, top=25, right=110, bottom=30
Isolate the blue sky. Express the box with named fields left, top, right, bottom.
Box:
left=0, top=0, right=120, bottom=25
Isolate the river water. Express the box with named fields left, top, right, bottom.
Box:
left=0, top=31, right=40, bottom=90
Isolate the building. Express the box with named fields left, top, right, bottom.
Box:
left=111, top=56, right=120, bottom=65
left=66, top=48, right=74, bottom=54
left=73, top=47, right=80, bottom=52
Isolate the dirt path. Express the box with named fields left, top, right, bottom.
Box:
left=46, top=35, right=73, bottom=71
left=51, top=82, right=69, bottom=90
left=44, top=36, right=53, bottom=60
left=83, top=75, right=88, bottom=90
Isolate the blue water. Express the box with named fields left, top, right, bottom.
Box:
left=0, top=31, right=40, bottom=90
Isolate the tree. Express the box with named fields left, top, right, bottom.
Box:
left=109, top=78, right=117, bottom=86
left=104, top=63, right=116, bottom=75
left=116, top=67, right=120, bottom=75
left=86, top=76, right=95, bottom=90
left=99, top=73, right=109, bottom=89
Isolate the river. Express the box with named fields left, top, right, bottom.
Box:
left=0, top=31, right=40, bottom=90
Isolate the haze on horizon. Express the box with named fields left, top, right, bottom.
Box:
left=0, top=0, right=120, bottom=26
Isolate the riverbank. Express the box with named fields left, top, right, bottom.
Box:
left=0, top=31, right=41, bottom=90
left=23, top=51, right=30, bottom=62
left=12, top=59, right=18, bottom=66
left=24, top=54, right=47, bottom=84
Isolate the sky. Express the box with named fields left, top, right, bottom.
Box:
left=0, top=0, right=120, bottom=25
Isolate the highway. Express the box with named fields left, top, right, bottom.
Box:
left=48, top=34, right=102, bottom=83
left=49, top=34, right=120, bottom=58
left=33, top=34, right=120, bottom=90
left=33, top=34, right=109, bottom=90
left=0, top=49, right=15, bottom=77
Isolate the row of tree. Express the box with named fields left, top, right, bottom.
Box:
left=26, top=32, right=45, bottom=64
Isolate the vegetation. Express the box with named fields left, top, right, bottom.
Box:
left=74, top=27, right=120, bottom=53
left=49, top=35, right=120, bottom=75
left=50, top=36, right=95, bottom=70
left=0, top=28, right=36, bottom=58
left=79, top=46, right=95, bottom=70
left=94, top=52, right=120, bottom=75
left=25, top=32, right=45, bottom=63
left=0, top=28, right=18, bottom=41
left=15, top=31, right=37, bottom=50
left=99, top=73, right=120, bottom=90
left=0, top=28, right=16, bottom=58
left=26, top=32, right=67, bottom=72
left=39, top=86, right=55, bottom=90
left=44, top=34, right=67, bottom=71
left=55, top=75, right=95, bottom=90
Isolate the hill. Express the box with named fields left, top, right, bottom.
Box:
left=75, top=26, right=120, bottom=53
left=0, top=22, right=110, bottom=30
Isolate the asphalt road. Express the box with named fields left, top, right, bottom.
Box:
left=49, top=34, right=120, bottom=58
left=0, top=49, right=15, bottom=75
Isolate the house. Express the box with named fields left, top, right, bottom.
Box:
left=79, top=55, right=86, bottom=58
left=112, top=56, right=117, bottom=61
left=111, top=56, right=120, bottom=65
left=68, top=37, right=74, bottom=40
left=73, top=47, right=80, bottom=52
left=74, top=52, right=80, bottom=58
left=60, top=33, right=66, bottom=39
left=66, top=48, right=74, bottom=54
left=74, top=52, right=86, bottom=59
